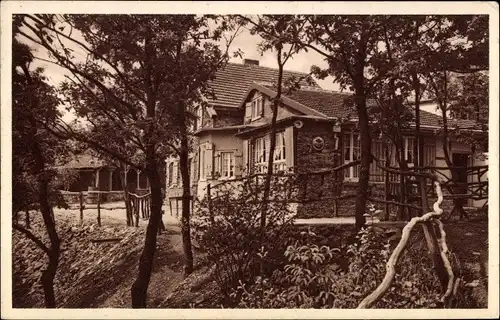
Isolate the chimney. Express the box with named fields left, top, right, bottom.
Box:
left=243, top=59, right=259, bottom=66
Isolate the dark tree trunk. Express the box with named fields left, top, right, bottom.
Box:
left=179, top=136, right=194, bottom=276
left=130, top=159, right=163, bottom=308
left=34, top=143, right=60, bottom=308
left=22, top=63, right=61, bottom=308
left=354, top=91, right=369, bottom=230
left=131, top=29, right=165, bottom=307
left=25, top=209, right=31, bottom=229
left=260, top=48, right=283, bottom=239
left=41, top=243, right=60, bottom=308
left=121, top=168, right=133, bottom=226
left=36, top=155, right=60, bottom=308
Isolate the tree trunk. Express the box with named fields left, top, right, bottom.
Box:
left=354, top=92, right=369, bottom=230
left=37, top=172, right=61, bottom=308
left=121, top=168, right=133, bottom=226
left=21, top=61, right=61, bottom=307
left=41, top=246, right=59, bottom=308
left=130, top=159, right=163, bottom=308
left=25, top=209, right=31, bottom=229
left=260, top=49, right=283, bottom=239
left=179, top=137, right=194, bottom=276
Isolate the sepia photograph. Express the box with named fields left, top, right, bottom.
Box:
left=1, top=1, right=498, bottom=319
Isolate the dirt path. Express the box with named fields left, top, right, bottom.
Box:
left=96, top=217, right=186, bottom=308
left=53, top=205, right=187, bottom=308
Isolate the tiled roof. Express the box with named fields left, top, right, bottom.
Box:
left=207, top=62, right=319, bottom=109
left=275, top=87, right=464, bottom=129
left=283, top=88, right=354, bottom=118
left=58, top=153, right=106, bottom=169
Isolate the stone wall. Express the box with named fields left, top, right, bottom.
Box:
left=293, top=121, right=343, bottom=218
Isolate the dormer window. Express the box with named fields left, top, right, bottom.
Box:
left=251, top=96, right=263, bottom=120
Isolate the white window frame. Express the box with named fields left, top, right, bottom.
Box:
left=253, top=136, right=267, bottom=173
left=344, top=132, right=360, bottom=181
left=404, top=136, right=415, bottom=167
left=273, top=131, right=287, bottom=172
left=220, top=152, right=235, bottom=179
left=251, top=96, right=263, bottom=120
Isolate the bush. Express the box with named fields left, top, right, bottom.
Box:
left=230, top=205, right=454, bottom=309
left=192, top=175, right=297, bottom=300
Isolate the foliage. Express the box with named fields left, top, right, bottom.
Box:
left=192, top=174, right=297, bottom=297
left=17, top=14, right=242, bottom=305
left=228, top=204, right=461, bottom=309
left=12, top=38, right=69, bottom=213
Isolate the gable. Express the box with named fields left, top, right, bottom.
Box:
left=206, top=62, right=320, bottom=109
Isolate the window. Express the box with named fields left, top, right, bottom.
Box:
left=344, top=133, right=360, bottom=180
left=404, top=137, right=415, bottom=167
left=220, top=152, right=235, bottom=179
left=273, top=132, right=286, bottom=172
left=251, top=133, right=287, bottom=174
left=370, top=140, right=387, bottom=182
left=253, top=136, right=267, bottom=173
left=251, top=96, right=263, bottom=120
left=168, top=161, right=180, bottom=186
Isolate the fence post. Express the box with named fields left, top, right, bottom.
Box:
left=384, top=171, right=390, bottom=220
left=25, top=209, right=30, bottom=229
left=135, top=197, right=139, bottom=227
left=97, top=191, right=101, bottom=227
left=79, top=191, right=84, bottom=225
left=207, top=183, right=214, bottom=224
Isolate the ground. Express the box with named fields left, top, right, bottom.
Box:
left=12, top=202, right=488, bottom=308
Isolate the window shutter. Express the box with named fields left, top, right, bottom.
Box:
left=214, top=151, right=221, bottom=179
left=235, top=150, right=243, bottom=177
left=285, top=127, right=294, bottom=169
left=245, top=102, right=252, bottom=123
left=242, top=140, right=249, bottom=176
left=260, top=97, right=265, bottom=117
left=206, top=143, right=214, bottom=179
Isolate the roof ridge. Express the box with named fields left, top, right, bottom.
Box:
left=226, top=61, right=312, bottom=77
left=298, top=86, right=351, bottom=95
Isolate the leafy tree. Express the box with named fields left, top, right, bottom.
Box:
left=418, top=15, right=488, bottom=219
left=239, top=14, right=311, bottom=240
left=16, top=14, right=237, bottom=307
left=300, top=15, right=390, bottom=230
left=12, top=21, right=65, bottom=307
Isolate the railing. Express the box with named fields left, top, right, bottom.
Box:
left=206, top=161, right=361, bottom=217
left=128, top=191, right=151, bottom=226
left=205, top=155, right=488, bottom=222
left=370, top=156, right=488, bottom=220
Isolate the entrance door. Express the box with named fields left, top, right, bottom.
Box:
left=452, top=153, right=470, bottom=206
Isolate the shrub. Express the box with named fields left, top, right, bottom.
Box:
left=191, top=175, right=297, bottom=300
left=230, top=205, right=453, bottom=309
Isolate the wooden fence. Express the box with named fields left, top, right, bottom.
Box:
left=205, top=159, right=488, bottom=222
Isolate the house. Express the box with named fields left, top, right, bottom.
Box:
left=166, top=59, right=488, bottom=217
left=57, top=152, right=151, bottom=203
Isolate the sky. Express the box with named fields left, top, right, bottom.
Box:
left=23, top=21, right=343, bottom=122
left=224, top=27, right=341, bottom=91
left=29, top=22, right=341, bottom=93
